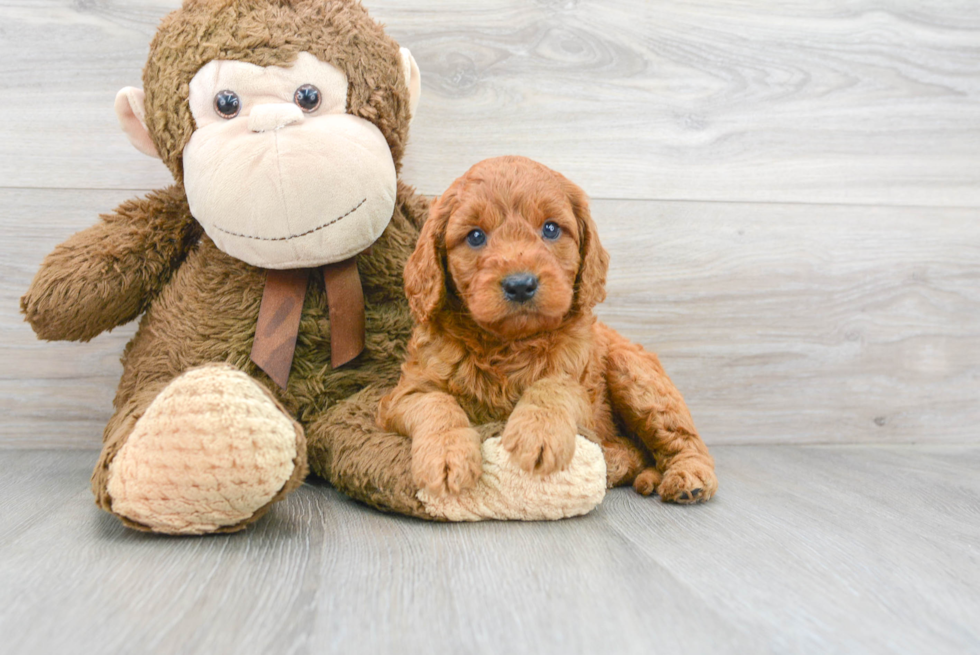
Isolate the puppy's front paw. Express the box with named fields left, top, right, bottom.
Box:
left=411, top=427, right=483, bottom=497
left=502, top=405, right=577, bottom=476
left=657, top=459, right=718, bottom=504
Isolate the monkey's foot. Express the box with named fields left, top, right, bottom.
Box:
left=419, top=436, right=606, bottom=521
left=105, top=365, right=307, bottom=534
left=657, top=457, right=718, bottom=504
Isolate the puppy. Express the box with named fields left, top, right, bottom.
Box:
left=379, top=156, right=717, bottom=503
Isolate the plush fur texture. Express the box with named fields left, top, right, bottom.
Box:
left=22, top=0, right=440, bottom=532
left=379, top=157, right=718, bottom=503
left=313, top=385, right=607, bottom=521
left=420, top=436, right=607, bottom=521
left=106, top=364, right=307, bottom=534
left=143, top=0, right=414, bottom=183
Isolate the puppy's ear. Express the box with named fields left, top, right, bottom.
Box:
left=405, top=189, right=456, bottom=323
left=565, top=180, right=610, bottom=312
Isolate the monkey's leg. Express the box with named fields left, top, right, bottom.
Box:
left=306, top=386, right=607, bottom=522
left=600, top=324, right=718, bottom=504
left=306, top=386, right=430, bottom=519
left=93, top=364, right=307, bottom=534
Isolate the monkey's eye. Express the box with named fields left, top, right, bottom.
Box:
left=213, top=90, right=241, bottom=119
left=294, top=84, right=321, bottom=112
left=466, top=229, right=487, bottom=248
left=542, top=221, right=562, bottom=241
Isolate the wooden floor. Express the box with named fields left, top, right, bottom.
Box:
left=2, top=445, right=978, bottom=655
left=2, top=2, right=979, bottom=653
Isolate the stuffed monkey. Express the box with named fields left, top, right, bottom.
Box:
left=22, top=0, right=606, bottom=534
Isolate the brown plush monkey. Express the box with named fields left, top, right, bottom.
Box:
left=22, top=0, right=430, bottom=534
left=22, top=0, right=607, bottom=534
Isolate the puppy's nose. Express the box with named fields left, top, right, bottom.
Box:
left=502, top=273, right=538, bottom=303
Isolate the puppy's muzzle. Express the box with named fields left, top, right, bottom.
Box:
left=501, top=273, right=538, bottom=303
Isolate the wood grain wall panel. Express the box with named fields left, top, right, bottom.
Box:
left=591, top=199, right=980, bottom=445
left=4, top=189, right=976, bottom=447
left=1, top=188, right=139, bottom=447
left=1, top=1, right=978, bottom=206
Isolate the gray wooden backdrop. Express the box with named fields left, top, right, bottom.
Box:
left=2, top=0, right=978, bottom=448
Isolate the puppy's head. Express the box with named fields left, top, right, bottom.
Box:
left=405, top=156, right=609, bottom=339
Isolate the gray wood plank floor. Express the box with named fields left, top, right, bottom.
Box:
left=2, top=445, right=978, bottom=655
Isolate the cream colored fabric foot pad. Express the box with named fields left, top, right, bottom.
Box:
left=419, top=436, right=607, bottom=521
left=106, top=365, right=301, bottom=535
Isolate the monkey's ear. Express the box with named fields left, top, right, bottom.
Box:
left=399, top=47, right=422, bottom=121
left=114, top=87, right=161, bottom=159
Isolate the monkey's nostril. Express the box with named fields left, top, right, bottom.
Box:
left=502, top=274, right=539, bottom=303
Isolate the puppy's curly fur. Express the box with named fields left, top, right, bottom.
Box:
left=379, top=156, right=717, bottom=503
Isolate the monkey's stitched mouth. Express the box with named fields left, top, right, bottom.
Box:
left=214, top=197, right=367, bottom=241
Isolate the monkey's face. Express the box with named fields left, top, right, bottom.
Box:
left=114, top=1, right=421, bottom=269
left=180, top=53, right=397, bottom=269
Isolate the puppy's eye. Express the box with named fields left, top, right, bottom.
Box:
left=214, top=90, right=241, bottom=118
left=542, top=221, right=562, bottom=241
left=294, top=84, right=321, bottom=112
left=466, top=229, right=487, bottom=248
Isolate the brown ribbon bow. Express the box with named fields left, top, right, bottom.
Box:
left=250, top=256, right=365, bottom=389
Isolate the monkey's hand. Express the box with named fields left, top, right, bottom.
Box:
left=21, top=186, right=201, bottom=342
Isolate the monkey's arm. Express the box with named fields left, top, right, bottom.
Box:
left=21, top=185, right=202, bottom=342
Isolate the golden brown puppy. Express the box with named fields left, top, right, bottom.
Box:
left=378, top=156, right=717, bottom=504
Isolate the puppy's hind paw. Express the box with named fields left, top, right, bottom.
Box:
left=632, top=467, right=662, bottom=496
left=657, top=462, right=717, bottom=504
